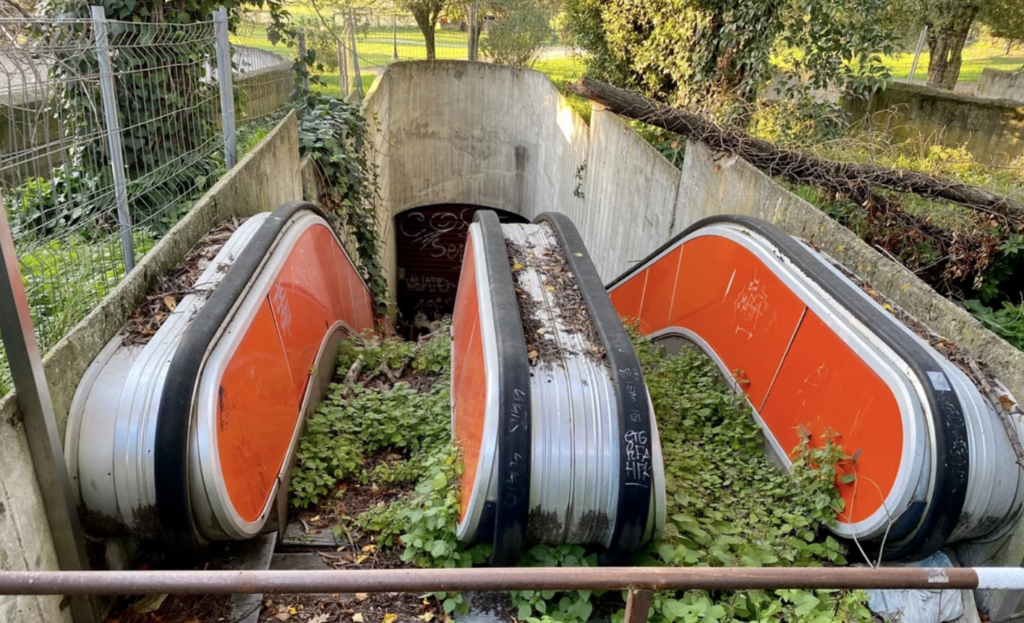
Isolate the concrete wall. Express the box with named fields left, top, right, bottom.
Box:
left=0, top=111, right=301, bottom=622
left=979, top=68, right=1024, bottom=102
left=236, top=60, right=293, bottom=120
left=360, top=61, right=589, bottom=300
left=843, top=81, right=1024, bottom=164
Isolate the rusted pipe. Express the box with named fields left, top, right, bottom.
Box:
left=2, top=567, right=1024, bottom=596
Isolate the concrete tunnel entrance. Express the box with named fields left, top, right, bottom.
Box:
left=394, top=204, right=528, bottom=336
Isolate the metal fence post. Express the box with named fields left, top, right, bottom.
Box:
left=297, top=27, right=309, bottom=95
left=908, top=26, right=929, bottom=83
left=0, top=200, right=99, bottom=623
left=90, top=4, right=135, bottom=273
left=347, top=8, right=363, bottom=101
left=468, top=0, right=477, bottom=61
left=392, top=13, right=398, bottom=60
left=213, top=8, right=237, bottom=169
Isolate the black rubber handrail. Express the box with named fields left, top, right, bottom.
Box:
left=607, top=214, right=967, bottom=561
left=474, top=210, right=532, bottom=566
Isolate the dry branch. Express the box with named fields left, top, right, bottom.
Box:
left=566, top=77, right=1024, bottom=221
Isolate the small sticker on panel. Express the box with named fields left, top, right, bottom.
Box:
left=927, top=371, right=951, bottom=392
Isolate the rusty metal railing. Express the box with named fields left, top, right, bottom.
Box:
left=3, top=565, right=1024, bottom=623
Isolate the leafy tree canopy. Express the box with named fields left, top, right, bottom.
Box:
left=563, top=0, right=899, bottom=118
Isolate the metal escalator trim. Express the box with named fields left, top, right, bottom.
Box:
left=534, top=212, right=659, bottom=565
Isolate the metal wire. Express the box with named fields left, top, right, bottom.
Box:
left=230, top=16, right=294, bottom=121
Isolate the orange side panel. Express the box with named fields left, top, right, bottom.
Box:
left=451, top=237, right=487, bottom=522
left=270, top=226, right=339, bottom=403
left=759, top=311, right=903, bottom=524
left=638, top=247, right=683, bottom=336
left=610, top=268, right=648, bottom=328
left=670, top=236, right=806, bottom=408
left=218, top=223, right=378, bottom=524
left=217, top=298, right=300, bottom=523
left=452, top=238, right=477, bottom=402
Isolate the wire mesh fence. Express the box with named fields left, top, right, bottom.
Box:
left=232, top=15, right=295, bottom=121
left=0, top=11, right=299, bottom=396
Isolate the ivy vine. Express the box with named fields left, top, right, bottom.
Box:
left=297, top=96, right=391, bottom=314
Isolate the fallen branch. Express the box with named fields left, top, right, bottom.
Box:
left=566, top=77, right=1024, bottom=221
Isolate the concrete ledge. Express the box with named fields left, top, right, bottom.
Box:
left=0, top=110, right=300, bottom=622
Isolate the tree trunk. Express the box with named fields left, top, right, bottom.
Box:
left=925, top=7, right=979, bottom=90
left=1006, top=41, right=1014, bottom=55
left=424, top=25, right=436, bottom=60
left=412, top=10, right=438, bottom=60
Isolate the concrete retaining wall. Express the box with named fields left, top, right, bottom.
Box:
left=236, top=59, right=293, bottom=120
left=364, top=63, right=1024, bottom=608
left=979, top=68, right=1024, bottom=102
left=0, top=111, right=301, bottom=622
left=843, top=81, right=1024, bottom=164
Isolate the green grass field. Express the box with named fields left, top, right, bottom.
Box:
left=882, top=40, right=1024, bottom=83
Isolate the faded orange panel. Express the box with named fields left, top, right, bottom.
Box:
left=454, top=320, right=486, bottom=522
left=670, top=235, right=806, bottom=408
left=218, top=298, right=300, bottom=523
left=759, top=310, right=903, bottom=524
left=639, top=246, right=683, bottom=335
left=451, top=235, right=487, bottom=522
left=451, top=236, right=477, bottom=402
left=270, top=226, right=337, bottom=403
left=610, top=268, right=648, bottom=328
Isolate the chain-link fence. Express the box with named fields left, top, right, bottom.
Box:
left=0, top=10, right=298, bottom=395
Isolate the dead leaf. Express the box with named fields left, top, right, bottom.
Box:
left=512, top=262, right=524, bottom=270
left=132, top=594, right=167, bottom=614
left=536, top=328, right=546, bottom=335
left=361, top=544, right=377, bottom=553
left=355, top=593, right=370, bottom=602
left=383, top=614, right=398, bottom=623
left=419, top=613, right=435, bottom=622
left=163, top=296, right=177, bottom=312
left=527, top=350, right=538, bottom=360
left=354, top=554, right=369, bottom=564
left=352, top=614, right=365, bottom=623
left=308, top=614, right=331, bottom=623
left=274, top=613, right=291, bottom=622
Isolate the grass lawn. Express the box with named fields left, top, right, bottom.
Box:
left=882, top=40, right=1024, bottom=82
left=308, top=57, right=591, bottom=120
left=532, top=56, right=591, bottom=122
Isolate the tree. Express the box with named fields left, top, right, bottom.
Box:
left=397, top=0, right=449, bottom=60
left=985, top=1, right=1024, bottom=55
left=562, top=0, right=898, bottom=120
left=480, top=0, right=556, bottom=67
left=914, top=0, right=1024, bottom=90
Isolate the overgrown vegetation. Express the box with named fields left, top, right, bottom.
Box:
left=562, top=0, right=898, bottom=122
left=296, top=92, right=390, bottom=314
left=778, top=139, right=1024, bottom=350
left=632, top=335, right=869, bottom=623
left=287, top=328, right=868, bottom=622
